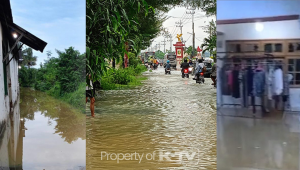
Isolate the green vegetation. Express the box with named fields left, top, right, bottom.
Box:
left=101, top=54, right=147, bottom=90
left=201, top=19, right=216, bottom=61
left=185, top=46, right=197, bottom=56
left=155, top=50, right=165, bottom=59
left=19, top=47, right=85, bottom=112
left=86, top=0, right=216, bottom=87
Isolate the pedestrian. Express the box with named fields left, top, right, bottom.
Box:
left=86, top=74, right=95, bottom=117
left=211, top=58, right=217, bottom=85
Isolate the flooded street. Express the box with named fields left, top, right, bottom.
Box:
left=86, top=67, right=217, bottom=169
left=0, top=88, right=86, bottom=170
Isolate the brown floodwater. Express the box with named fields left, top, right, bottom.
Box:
left=86, top=68, right=217, bottom=169
left=0, top=88, right=86, bottom=170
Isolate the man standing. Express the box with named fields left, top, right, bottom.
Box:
left=86, top=74, right=95, bottom=117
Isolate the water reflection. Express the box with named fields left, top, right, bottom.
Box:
left=87, top=68, right=217, bottom=169
left=0, top=88, right=86, bottom=170
left=217, top=114, right=300, bottom=170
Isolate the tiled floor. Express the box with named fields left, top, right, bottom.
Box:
left=217, top=112, right=300, bottom=170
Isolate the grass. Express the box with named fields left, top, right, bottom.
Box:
left=101, top=64, right=148, bottom=90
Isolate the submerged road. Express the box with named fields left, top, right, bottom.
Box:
left=86, top=67, right=217, bottom=170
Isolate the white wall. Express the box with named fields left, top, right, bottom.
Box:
left=217, top=19, right=300, bottom=112
left=0, top=22, right=10, bottom=122
left=217, top=20, right=300, bottom=40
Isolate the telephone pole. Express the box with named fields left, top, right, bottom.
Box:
left=161, top=40, right=166, bottom=53
left=186, top=7, right=195, bottom=57
left=176, top=20, right=183, bottom=35
left=167, top=34, right=173, bottom=52
left=158, top=42, right=161, bottom=51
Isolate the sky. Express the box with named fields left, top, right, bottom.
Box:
left=143, top=7, right=215, bottom=54
left=217, top=0, right=300, bottom=20
left=10, top=0, right=85, bottom=68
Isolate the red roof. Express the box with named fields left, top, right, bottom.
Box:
left=197, top=46, right=202, bottom=52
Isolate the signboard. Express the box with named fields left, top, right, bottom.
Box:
left=177, top=49, right=182, bottom=57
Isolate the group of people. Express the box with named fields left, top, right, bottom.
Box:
left=149, top=57, right=159, bottom=69
left=178, top=58, right=217, bottom=86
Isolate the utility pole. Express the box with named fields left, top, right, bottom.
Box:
left=158, top=42, right=161, bottom=51
left=176, top=20, right=183, bottom=35
left=186, top=7, right=195, bottom=57
left=161, top=39, right=166, bottom=53
left=168, top=34, right=173, bottom=52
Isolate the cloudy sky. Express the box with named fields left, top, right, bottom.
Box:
left=144, top=7, right=216, bottom=53
left=217, top=0, right=300, bottom=20
left=10, top=0, right=85, bottom=68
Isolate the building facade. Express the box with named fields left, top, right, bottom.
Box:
left=217, top=15, right=300, bottom=113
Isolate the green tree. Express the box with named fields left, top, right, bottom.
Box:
left=21, top=47, right=37, bottom=68
left=185, top=46, right=197, bottom=56
left=57, top=47, right=85, bottom=95
left=155, top=50, right=165, bottom=59
left=183, top=0, right=216, bottom=16
left=201, top=19, right=216, bottom=60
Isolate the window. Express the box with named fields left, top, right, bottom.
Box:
left=274, top=43, right=282, bottom=52
left=264, top=44, right=272, bottom=53
left=288, top=58, right=300, bottom=85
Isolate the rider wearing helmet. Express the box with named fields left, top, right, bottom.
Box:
left=180, top=59, right=189, bottom=73
left=193, top=59, right=204, bottom=80
left=165, top=60, right=171, bottom=73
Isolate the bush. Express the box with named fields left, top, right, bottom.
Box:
left=100, top=63, right=147, bottom=90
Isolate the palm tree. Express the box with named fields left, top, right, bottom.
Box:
left=21, top=47, right=37, bottom=68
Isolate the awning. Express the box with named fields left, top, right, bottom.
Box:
left=8, top=23, right=47, bottom=53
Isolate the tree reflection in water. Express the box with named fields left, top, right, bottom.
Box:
left=20, top=88, right=85, bottom=143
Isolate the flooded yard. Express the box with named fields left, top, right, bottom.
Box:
left=0, top=88, right=86, bottom=170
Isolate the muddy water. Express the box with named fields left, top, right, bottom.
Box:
left=86, top=67, right=217, bottom=169
left=5, top=88, right=86, bottom=170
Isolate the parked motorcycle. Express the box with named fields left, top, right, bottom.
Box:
left=182, top=68, right=189, bottom=78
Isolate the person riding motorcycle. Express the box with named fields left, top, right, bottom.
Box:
left=193, top=59, right=204, bottom=80
left=181, top=59, right=189, bottom=71
left=165, top=60, right=171, bottom=73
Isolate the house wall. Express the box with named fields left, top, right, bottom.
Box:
left=0, top=21, right=21, bottom=168
left=217, top=20, right=300, bottom=40
left=217, top=19, right=300, bottom=112
left=0, top=22, right=10, bottom=122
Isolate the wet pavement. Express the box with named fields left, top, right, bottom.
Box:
left=217, top=113, right=300, bottom=170
left=86, top=67, right=217, bottom=169
left=0, top=88, right=86, bottom=170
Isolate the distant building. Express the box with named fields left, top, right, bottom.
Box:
left=0, top=0, right=47, bottom=168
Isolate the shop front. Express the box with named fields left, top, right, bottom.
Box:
left=216, top=15, right=300, bottom=118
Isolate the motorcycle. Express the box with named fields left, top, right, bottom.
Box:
left=182, top=68, right=189, bottom=78
left=195, top=72, right=205, bottom=84
left=165, top=68, right=171, bottom=74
